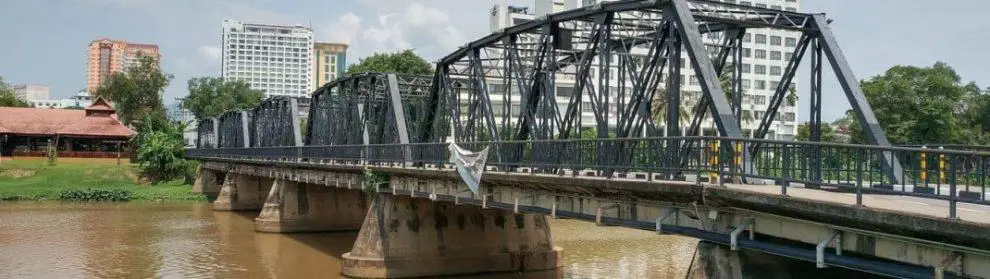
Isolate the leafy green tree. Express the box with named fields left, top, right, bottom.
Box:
left=347, top=49, right=433, bottom=75
left=846, top=62, right=981, bottom=144
left=131, top=115, right=191, bottom=182
left=795, top=122, right=839, bottom=142
left=93, top=56, right=173, bottom=126
left=183, top=77, right=264, bottom=119
left=0, top=77, right=30, bottom=107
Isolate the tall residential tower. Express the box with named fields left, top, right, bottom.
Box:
left=221, top=19, right=314, bottom=98
left=313, top=42, right=348, bottom=89
left=85, top=39, right=160, bottom=94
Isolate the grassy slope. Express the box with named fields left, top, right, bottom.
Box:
left=0, top=157, right=204, bottom=201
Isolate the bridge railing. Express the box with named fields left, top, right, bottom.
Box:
left=188, top=136, right=990, bottom=218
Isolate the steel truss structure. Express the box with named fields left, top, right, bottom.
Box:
left=201, top=97, right=301, bottom=148
left=197, top=0, right=902, bottom=182
left=306, top=72, right=434, bottom=146
left=419, top=0, right=902, bottom=182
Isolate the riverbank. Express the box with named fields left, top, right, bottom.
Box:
left=0, top=157, right=205, bottom=202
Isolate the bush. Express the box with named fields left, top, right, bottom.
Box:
left=57, top=189, right=134, bottom=202
left=132, top=116, right=191, bottom=182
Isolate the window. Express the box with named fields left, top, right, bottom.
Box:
left=755, top=65, right=766, bottom=74
left=740, top=1, right=752, bottom=6
left=755, top=3, right=767, bottom=8
left=742, top=63, right=752, bottom=73
left=755, top=80, right=766, bottom=90
left=742, top=79, right=751, bottom=89
left=785, top=52, right=793, bottom=58
left=770, top=51, right=782, bottom=60
left=755, top=95, right=767, bottom=105
left=744, top=33, right=752, bottom=42
left=689, top=75, right=699, bottom=85
left=771, top=5, right=781, bottom=10
left=770, top=66, right=782, bottom=76
left=755, top=34, right=767, bottom=44
left=770, top=81, right=780, bottom=89
left=743, top=48, right=752, bottom=58
left=770, top=36, right=782, bottom=46
left=785, top=37, right=797, bottom=47
left=785, top=7, right=797, bottom=12
left=755, top=49, right=766, bottom=59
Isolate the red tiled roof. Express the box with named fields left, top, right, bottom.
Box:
left=86, top=97, right=115, bottom=112
left=0, top=107, right=134, bottom=138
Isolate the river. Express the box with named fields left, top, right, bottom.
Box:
left=0, top=202, right=699, bottom=278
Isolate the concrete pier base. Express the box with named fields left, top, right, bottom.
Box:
left=191, top=166, right=222, bottom=199
left=342, top=194, right=562, bottom=278
left=213, top=173, right=272, bottom=211
left=255, top=180, right=368, bottom=233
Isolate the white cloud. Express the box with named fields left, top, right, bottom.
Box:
left=325, top=12, right=363, bottom=45
left=319, top=1, right=468, bottom=63
left=198, top=46, right=221, bottom=62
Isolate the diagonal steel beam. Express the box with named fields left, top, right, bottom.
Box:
left=811, top=14, right=904, bottom=184
left=665, top=0, right=744, bottom=138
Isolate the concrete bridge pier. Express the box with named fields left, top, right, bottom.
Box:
left=255, top=180, right=368, bottom=233
left=191, top=167, right=222, bottom=199
left=341, top=193, right=563, bottom=278
left=213, top=173, right=272, bottom=211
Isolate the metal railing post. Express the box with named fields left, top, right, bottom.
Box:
left=856, top=149, right=864, bottom=206
left=781, top=144, right=789, bottom=196
left=950, top=155, right=958, bottom=219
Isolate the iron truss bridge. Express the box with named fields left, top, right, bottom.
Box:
left=189, top=1, right=989, bottom=277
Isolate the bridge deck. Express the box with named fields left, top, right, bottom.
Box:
left=723, top=183, right=990, bottom=226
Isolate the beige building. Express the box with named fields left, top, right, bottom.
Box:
left=313, top=42, right=348, bottom=89
left=86, top=38, right=160, bottom=94
left=11, top=84, right=50, bottom=101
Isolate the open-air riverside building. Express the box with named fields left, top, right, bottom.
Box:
left=0, top=97, right=132, bottom=158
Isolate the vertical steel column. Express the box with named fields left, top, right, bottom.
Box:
left=665, top=23, right=682, bottom=179
left=240, top=111, right=250, bottom=148
left=809, top=39, right=824, bottom=186
left=666, top=27, right=682, bottom=138
left=732, top=36, right=744, bottom=130
left=811, top=14, right=904, bottom=184
left=289, top=98, right=303, bottom=147
left=211, top=117, right=219, bottom=148
left=387, top=74, right=412, bottom=163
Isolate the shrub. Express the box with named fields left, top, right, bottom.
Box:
left=57, top=189, right=134, bottom=202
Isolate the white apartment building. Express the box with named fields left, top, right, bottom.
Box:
left=221, top=19, right=315, bottom=98
left=11, top=84, right=50, bottom=101
left=28, top=91, right=93, bottom=109
left=488, top=0, right=800, bottom=139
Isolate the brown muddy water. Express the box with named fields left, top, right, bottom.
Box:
left=0, top=202, right=699, bottom=278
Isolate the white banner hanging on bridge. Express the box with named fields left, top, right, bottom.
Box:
left=448, top=143, right=490, bottom=195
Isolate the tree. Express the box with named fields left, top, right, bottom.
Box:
left=132, top=115, right=192, bottom=182
left=847, top=62, right=981, bottom=145
left=0, top=76, right=30, bottom=107
left=93, top=56, right=173, bottom=126
left=795, top=122, right=839, bottom=142
left=347, top=49, right=433, bottom=75
left=183, top=77, right=264, bottom=119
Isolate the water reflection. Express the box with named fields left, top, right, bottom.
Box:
left=0, top=202, right=698, bottom=278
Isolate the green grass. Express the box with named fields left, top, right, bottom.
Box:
left=0, top=158, right=205, bottom=202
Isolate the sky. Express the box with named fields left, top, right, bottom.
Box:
left=1, top=0, right=988, bottom=122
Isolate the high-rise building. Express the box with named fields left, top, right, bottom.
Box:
left=488, top=0, right=801, bottom=140
left=11, top=84, right=50, bottom=101
left=313, top=42, right=348, bottom=89
left=221, top=19, right=315, bottom=98
left=85, top=38, right=160, bottom=94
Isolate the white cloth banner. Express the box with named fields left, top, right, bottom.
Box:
left=448, top=143, right=490, bottom=195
